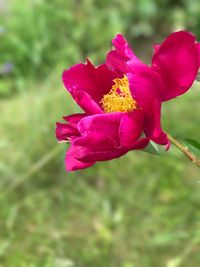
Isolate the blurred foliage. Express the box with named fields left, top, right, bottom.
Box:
left=1, top=0, right=200, bottom=95
left=0, top=81, right=200, bottom=267
left=1, top=0, right=200, bottom=266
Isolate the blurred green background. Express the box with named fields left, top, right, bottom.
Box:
left=0, top=0, right=200, bottom=266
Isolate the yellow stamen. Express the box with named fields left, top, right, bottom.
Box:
left=101, top=75, right=138, bottom=113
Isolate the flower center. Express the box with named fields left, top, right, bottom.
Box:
left=101, top=75, right=138, bottom=113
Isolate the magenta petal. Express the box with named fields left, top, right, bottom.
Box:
left=152, top=31, right=200, bottom=101
left=74, top=112, right=128, bottom=162
left=69, top=89, right=103, bottom=114
left=76, top=148, right=127, bottom=163
left=144, top=100, right=168, bottom=145
left=106, top=50, right=129, bottom=74
left=73, top=130, right=126, bottom=162
left=106, top=34, right=142, bottom=74
left=75, top=111, right=147, bottom=163
left=78, top=113, right=123, bottom=145
left=90, top=62, right=118, bottom=98
left=153, top=44, right=161, bottom=53
left=55, top=122, right=78, bottom=142
left=56, top=113, right=87, bottom=141
left=63, top=113, right=86, bottom=125
left=112, top=34, right=140, bottom=61
left=62, top=60, right=117, bottom=114
left=131, top=138, right=150, bottom=150
left=76, top=138, right=150, bottom=163
left=73, top=133, right=116, bottom=150
left=127, top=64, right=163, bottom=112
left=65, top=144, right=95, bottom=171
left=197, top=43, right=200, bottom=63
left=119, top=110, right=144, bottom=149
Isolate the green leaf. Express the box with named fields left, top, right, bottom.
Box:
left=142, top=141, right=165, bottom=155
left=182, top=138, right=200, bottom=158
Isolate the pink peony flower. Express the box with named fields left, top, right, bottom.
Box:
left=56, top=61, right=150, bottom=171
left=56, top=31, right=200, bottom=171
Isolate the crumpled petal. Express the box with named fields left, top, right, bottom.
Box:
left=62, top=59, right=117, bottom=114
left=56, top=113, right=86, bottom=142
left=73, top=132, right=117, bottom=151
left=67, top=111, right=147, bottom=164
left=76, top=148, right=127, bottom=163
left=106, top=34, right=142, bottom=74
left=65, top=144, right=95, bottom=171
left=78, top=113, right=123, bottom=145
left=55, top=122, right=78, bottom=142
left=152, top=31, right=200, bottom=101
left=74, top=137, right=149, bottom=163
left=131, top=138, right=150, bottom=150
left=63, top=113, right=86, bottom=125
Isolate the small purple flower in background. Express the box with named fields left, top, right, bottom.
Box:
left=0, top=62, right=14, bottom=76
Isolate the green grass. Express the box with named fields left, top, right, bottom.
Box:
left=0, top=77, right=200, bottom=267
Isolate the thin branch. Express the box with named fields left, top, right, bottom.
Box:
left=167, top=134, right=200, bottom=167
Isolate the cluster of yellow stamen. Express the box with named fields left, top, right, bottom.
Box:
left=101, top=75, right=138, bottom=113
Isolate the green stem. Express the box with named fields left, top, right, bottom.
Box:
left=167, top=134, right=200, bottom=167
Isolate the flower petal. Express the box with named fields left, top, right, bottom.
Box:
left=62, top=60, right=117, bottom=114
left=131, top=138, right=150, bottom=150
left=77, top=113, right=123, bottom=145
left=75, top=137, right=150, bottom=163
left=73, top=130, right=126, bottom=162
left=73, top=132, right=116, bottom=151
left=125, top=66, right=167, bottom=146
left=106, top=34, right=142, bottom=74
left=56, top=113, right=86, bottom=142
left=65, top=144, right=95, bottom=171
left=74, top=111, right=148, bottom=162
left=106, top=50, right=128, bottom=74
left=152, top=31, right=200, bottom=101
left=143, top=99, right=169, bottom=146
left=63, top=113, right=86, bottom=125
left=119, top=110, right=144, bottom=149
left=55, top=122, right=78, bottom=142
left=127, top=64, right=163, bottom=112
left=74, top=112, right=127, bottom=162
left=76, top=149, right=127, bottom=163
